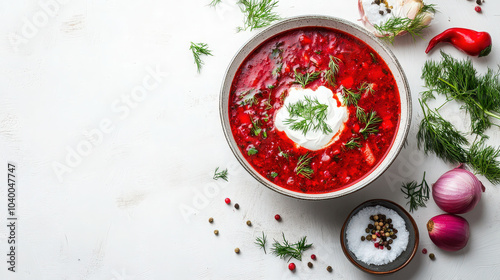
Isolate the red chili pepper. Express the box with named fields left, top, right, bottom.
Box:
left=425, top=28, right=492, bottom=57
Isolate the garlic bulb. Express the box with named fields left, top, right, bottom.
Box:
left=358, top=0, right=436, bottom=40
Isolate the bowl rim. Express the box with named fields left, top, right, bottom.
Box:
left=340, top=199, right=420, bottom=274
left=219, top=15, right=412, bottom=200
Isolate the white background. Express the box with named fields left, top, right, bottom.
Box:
left=1, top=0, right=500, bottom=279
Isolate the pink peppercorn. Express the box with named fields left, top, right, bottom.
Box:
left=422, top=248, right=428, bottom=254
left=225, top=198, right=231, bottom=204
left=275, top=214, right=281, bottom=221
left=311, top=254, right=317, bottom=260
left=475, top=6, right=482, bottom=13
left=288, top=263, right=296, bottom=271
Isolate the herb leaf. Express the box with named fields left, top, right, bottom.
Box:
left=401, top=172, right=430, bottom=212
left=248, top=147, right=258, bottom=155
left=271, top=233, right=312, bottom=262
left=468, top=138, right=500, bottom=184
left=255, top=231, right=267, bottom=254
left=325, top=56, right=342, bottom=87
left=345, top=137, right=362, bottom=150
left=283, top=95, right=332, bottom=136
left=417, top=99, right=469, bottom=163
left=237, top=0, right=281, bottom=32
left=213, top=167, right=228, bottom=181
left=209, top=0, right=222, bottom=7
left=341, top=87, right=361, bottom=107
left=295, top=153, right=314, bottom=179
left=189, top=42, right=213, bottom=73
left=293, top=69, right=321, bottom=88
left=359, top=110, right=382, bottom=139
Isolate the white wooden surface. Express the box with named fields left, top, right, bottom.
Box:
left=1, top=1, right=499, bottom=279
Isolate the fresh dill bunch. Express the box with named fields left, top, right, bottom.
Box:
left=417, top=99, right=469, bottom=164
left=421, top=51, right=500, bottom=135
left=189, top=42, right=213, bottom=73
left=237, top=0, right=281, bottom=32
left=255, top=231, right=267, bottom=254
left=293, top=69, right=321, bottom=88
left=374, top=4, right=437, bottom=44
left=295, top=153, right=314, bottom=179
left=284, top=96, right=332, bottom=135
left=213, top=167, right=228, bottom=181
left=341, top=87, right=361, bottom=107
left=401, top=172, right=430, bottom=212
left=325, top=56, right=342, bottom=87
left=271, top=233, right=312, bottom=262
left=345, top=137, right=362, bottom=150
left=468, top=137, right=500, bottom=184
left=359, top=110, right=382, bottom=139
left=208, top=0, right=222, bottom=7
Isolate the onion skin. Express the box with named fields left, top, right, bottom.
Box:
left=432, top=164, right=485, bottom=214
left=427, top=214, right=470, bottom=251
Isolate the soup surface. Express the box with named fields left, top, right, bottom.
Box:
left=229, top=27, right=401, bottom=194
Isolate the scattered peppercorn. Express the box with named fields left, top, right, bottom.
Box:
left=288, top=263, right=296, bottom=271
left=246, top=220, right=252, bottom=226
left=274, top=214, right=281, bottom=221
left=326, top=266, right=333, bottom=272
left=234, top=247, right=240, bottom=254
left=361, top=236, right=365, bottom=241
left=225, top=198, right=231, bottom=204
left=429, top=253, right=436, bottom=260
left=311, top=254, right=317, bottom=260
left=422, top=248, right=428, bottom=254
left=308, top=262, right=313, bottom=268
left=214, top=229, right=219, bottom=235
left=234, top=203, right=239, bottom=209
left=208, top=217, right=214, bottom=223
left=476, top=0, right=482, bottom=5
left=475, top=6, right=481, bottom=13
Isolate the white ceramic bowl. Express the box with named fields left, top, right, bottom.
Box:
left=219, top=16, right=411, bottom=200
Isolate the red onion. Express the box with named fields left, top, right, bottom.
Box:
left=427, top=214, right=470, bottom=251
left=432, top=164, right=485, bottom=214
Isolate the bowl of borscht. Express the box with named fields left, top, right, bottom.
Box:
left=220, top=16, right=411, bottom=200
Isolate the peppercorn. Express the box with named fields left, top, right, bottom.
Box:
left=393, top=235, right=397, bottom=239
left=394, top=229, right=398, bottom=233
left=429, top=253, right=436, bottom=260
left=361, top=236, right=366, bottom=241
left=371, top=229, right=376, bottom=234
left=387, top=218, right=392, bottom=223
left=386, top=8, right=391, bottom=13
left=385, top=232, right=390, bottom=237
left=311, top=254, right=317, bottom=260
left=475, top=6, right=482, bottom=13
left=389, top=239, right=393, bottom=244
left=274, top=214, right=281, bottom=221
left=289, top=263, right=296, bottom=271
left=327, top=266, right=333, bottom=272
left=308, top=262, right=313, bottom=268
left=374, top=215, right=379, bottom=221
left=366, top=235, right=372, bottom=241
left=246, top=220, right=252, bottom=226
left=422, top=248, right=428, bottom=254
left=234, top=247, right=240, bottom=254
left=370, top=215, right=374, bottom=221
left=476, top=0, right=482, bottom=5
left=387, top=245, right=392, bottom=250
left=372, top=234, right=377, bottom=240
left=368, top=224, right=374, bottom=229
left=234, top=203, right=239, bottom=209
left=379, top=10, right=384, bottom=15
left=208, top=217, right=214, bottom=223
left=225, top=198, right=231, bottom=204
left=214, top=229, right=219, bottom=235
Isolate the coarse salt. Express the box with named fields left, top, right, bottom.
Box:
left=346, top=205, right=409, bottom=265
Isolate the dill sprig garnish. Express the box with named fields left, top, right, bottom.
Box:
left=278, top=147, right=289, bottom=160
left=417, top=99, right=469, bottom=163
left=325, top=56, right=342, bottom=87
left=271, top=233, right=312, bottom=262
left=359, top=110, right=382, bottom=139
left=374, top=4, right=437, bottom=44
left=421, top=51, right=500, bottom=135
left=401, top=172, right=430, bottom=212
left=283, top=96, right=332, bottom=135
left=237, top=0, right=281, bottom=32
left=239, top=89, right=258, bottom=106
left=189, top=42, right=213, bottom=73
left=208, top=0, right=222, bottom=7
left=468, top=138, right=500, bottom=184
left=255, top=231, right=267, bottom=254
left=293, top=69, right=321, bottom=88
left=213, top=167, right=228, bottom=181
left=295, top=153, right=314, bottom=179
left=341, top=87, right=361, bottom=107
left=358, top=82, right=375, bottom=95
left=345, top=137, right=362, bottom=150
left=250, top=118, right=262, bottom=136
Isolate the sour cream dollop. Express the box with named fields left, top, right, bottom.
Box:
left=275, top=86, right=349, bottom=151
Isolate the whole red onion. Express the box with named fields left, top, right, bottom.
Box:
left=432, top=164, right=485, bottom=214
left=427, top=214, right=470, bottom=251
